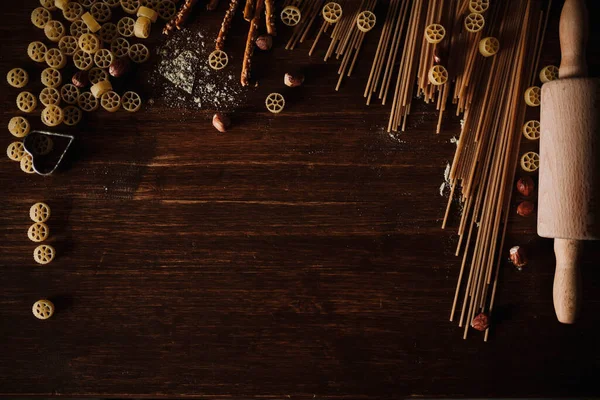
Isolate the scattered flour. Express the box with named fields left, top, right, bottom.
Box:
left=439, top=162, right=451, bottom=196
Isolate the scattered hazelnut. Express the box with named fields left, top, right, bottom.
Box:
left=255, top=34, right=273, bottom=51
left=72, top=70, right=89, bottom=88
left=109, top=57, right=131, bottom=78
left=509, top=246, right=527, bottom=270
left=517, top=200, right=535, bottom=217
left=471, top=313, right=490, bottom=331
left=284, top=72, right=304, bottom=88
left=516, top=176, right=535, bottom=197
left=212, top=112, right=231, bottom=133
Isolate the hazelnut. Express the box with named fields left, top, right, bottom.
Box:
left=284, top=72, right=304, bottom=88
left=255, top=34, right=273, bottom=51
left=72, top=70, right=89, bottom=88
left=509, top=246, right=527, bottom=270
left=212, top=112, right=231, bottom=133
left=516, top=200, right=535, bottom=217
left=471, top=313, right=490, bottom=331
left=516, top=176, right=535, bottom=197
left=109, top=57, right=131, bottom=78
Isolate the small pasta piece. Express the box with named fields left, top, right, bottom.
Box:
left=70, top=20, right=89, bottom=37
left=55, top=0, right=70, bottom=10
left=63, top=1, right=84, bottom=21
left=121, top=91, right=141, bottom=112
left=7, top=141, right=25, bottom=161
left=134, top=16, right=151, bottom=38
left=82, top=12, right=102, bottom=33
left=45, top=48, right=67, bottom=69
left=101, top=90, right=121, bottom=112
left=89, top=67, right=108, bottom=84
left=539, top=65, right=559, bottom=84
left=40, top=0, right=57, bottom=10
left=79, top=33, right=102, bottom=54
left=41, top=67, right=63, bottom=88
left=111, top=37, right=130, bottom=58
left=30, top=202, right=51, bottom=223
left=39, top=87, right=61, bottom=106
left=469, top=0, right=489, bottom=14
left=58, top=35, right=79, bottom=56
left=78, top=91, right=99, bottom=111
left=137, top=5, right=158, bottom=22
left=30, top=134, right=54, bottom=156
left=520, top=151, right=540, bottom=172
left=17, top=91, right=38, bottom=113
left=128, top=43, right=149, bottom=63
left=121, top=0, right=140, bottom=14
left=99, top=22, right=118, bottom=43
left=60, top=83, right=80, bottom=104
left=464, top=13, right=485, bottom=33
left=63, top=105, right=83, bottom=125
left=265, top=93, right=285, bottom=114
left=28, top=41, right=48, bottom=62
left=94, top=48, right=114, bottom=68
left=478, top=37, right=499, bottom=57
left=428, top=65, right=448, bottom=86
left=41, top=105, right=64, bottom=127
left=91, top=2, right=112, bottom=22
left=208, top=50, right=228, bottom=70
left=44, top=20, right=66, bottom=42
left=31, top=7, right=51, bottom=29
left=73, top=49, right=94, bottom=70
left=32, top=299, right=55, bottom=319
left=425, top=24, right=445, bottom=44
left=356, top=10, right=376, bottom=32
left=157, top=0, right=176, bottom=20
left=91, top=80, right=112, bottom=98
left=21, top=154, right=35, bottom=173
left=117, top=17, right=135, bottom=37
left=34, top=244, right=56, bottom=265
left=8, top=116, right=31, bottom=138
left=524, top=86, right=541, bottom=107
left=7, top=68, right=29, bottom=88
left=281, top=5, right=301, bottom=26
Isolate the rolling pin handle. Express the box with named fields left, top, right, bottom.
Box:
left=559, top=0, right=589, bottom=78
left=553, top=239, right=583, bottom=324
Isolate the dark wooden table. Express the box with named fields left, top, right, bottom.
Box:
left=1, top=1, right=600, bottom=398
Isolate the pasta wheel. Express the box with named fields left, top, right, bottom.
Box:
left=80, top=0, right=97, bottom=8
left=281, top=6, right=301, bottom=26
left=91, top=80, right=112, bottom=98
left=42, top=105, right=64, bottom=127
left=464, top=13, right=485, bottom=33
left=31, top=7, right=51, bottom=29
left=17, top=92, right=38, bottom=113
left=30, top=133, right=54, bottom=155
left=7, top=142, right=25, bottom=161
left=73, top=49, right=94, bottom=70
left=41, top=67, right=62, bottom=88
left=59, top=35, right=79, bottom=56
left=28, top=41, right=48, bottom=62
left=55, top=0, right=69, bottom=10
left=128, top=43, right=149, bottom=63
left=121, top=91, right=141, bottom=112
left=157, top=0, right=177, bottom=20
left=82, top=12, right=102, bottom=32
left=61, top=83, right=80, bottom=104
left=79, top=33, right=102, bottom=54
left=469, top=0, right=489, bottom=14
left=356, top=10, right=376, bottom=32
left=63, top=105, right=83, bottom=125
left=44, top=20, right=66, bottom=42
left=104, top=0, right=121, bottom=7
left=101, top=90, right=121, bottom=112
left=208, top=50, right=228, bottom=70
left=522, top=120, right=541, bottom=141
left=78, top=91, right=99, bottom=111
left=45, top=48, right=67, bottom=69
left=137, top=5, right=158, bottom=22
left=70, top=20, right=89, bottom=37
left=539, top=65, right=559, bottom=84
left=425, top=23, right=445, bottom=44
left=89, top=67, right=108, bottom=84
left=91, top=2, right=112, bottom=22
left=428, top=65, right=448, bottom=86
left=99, top=22, right=118, bottom=43
left=94, top=49, right=114, bottom=68
left=117, top=17, right=135, bottom=37
left=111, top=37, right=130, bottom=58
left=520, top=151, right=540, bottom=172
left=40, top=0, right=57, bottom=10
left=7, top=68, right=29, bottom=88
left=478, top=37, right=499, bottom=57
left=121, top=0, right=140, bottom=14
left=21, top=154, right=35, bottom=174
left=34, top=244, right=56, bottom=265
left=31, top=202, right=51, bottom=223
left=63, top=1, right=84, bottom=21
left=8, top=117, right=31, bottom=138
left=39, top=87, right=61, bottom=106
left=265, top=92, right=285, bottom=114
left=524, top=86, right=541, bottom=107
left=134, top=16, right=151, bottom=38
left=32, top=300, right=55, bottom=319
left=322, top=2, right=342, bottom=24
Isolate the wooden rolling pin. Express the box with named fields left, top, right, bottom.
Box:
left=539, top=0, right=600, bottom=323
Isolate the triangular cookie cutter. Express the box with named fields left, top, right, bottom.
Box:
left=23, top=131, right=75, bottom=176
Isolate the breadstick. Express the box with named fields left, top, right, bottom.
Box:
left=207, top=0, right=220, bottom=10
left=216, top=0, right=239, bottom=50
left=243, top=0, right=255, bottom=21
left=163, top=0, right=199, bottom=35
left=265, top=0, right=276, bottom=36
left=241, top=0, right=264, bottom=86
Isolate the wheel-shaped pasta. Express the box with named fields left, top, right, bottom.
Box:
left=157, top=0, right=177, bottom=20
left=281, top=6, right=301, bottom=26
left=128, top=43, right=149, bottom=63
left=73, top=49, right=94, bottom=70
left=7, top=141, right=25, bottom=161
left=425, top=23, right=445, bottom=44
left=121, top=91, right=141, bottom=112
left=39, top=87, right=61, bottom=106
left=99, top=22, right=119, bottom=43
left=469, top=0, right=489, bottom=14
left=89, top=67, right=108, bottom=84
left=101, top=90, right=121, bottom=112
left=478, top=37, right=499, bottom=57
left=265, top=92, right=285, bottom=113
left=60, top=83, right=80, bottom=104
left=63, top=1, right=84, bottom=21
left=45, top=20, right=66, bottom=42
left=539, top=65, right=559, bottom=84
left=94, top=49, right=114, bottom=68
left=21, top=154, right=35, bottom=173
left=520, top=152, right=540, bottom=172
left=45, top=48, right=67, bottom=69
left=32, top=300, right=55, bottom=319
left=17, top=91, right=38, bottom=113
left=42, top=105, right=64, bottom=127
left=29, top=222, right=50, bottom=242
left=117, top=17, right=135, bottom=37
left=82, top=12, right=102, bottom=32
left=208, top=50, right=228, bottom=70
left=79, top=33, right=102, bottom=54
left=90, top=80, right=112, bottom=98
left=137, top=5, right=158, bottom=22
left=41, top=67, right=63, bottom=88
left=524, top=86, right=541, bottom=107
left=522, top=120, right=541, bottom=140
left=7, top=68, right=29, bottom=88
left=104, top=0, right=121, bottom=8
left=31, top=7, right=51, bottom=29
left=8, top=117, right=30, bottom=138
left=40, top=0, right=57, bottom=10
left=356, top=10, right=376, bottom=32
left=134, top=16, right=151, bottom=38
left=34, top=244, right=56, bottom=265
left=428, top=65, right=448, bottom=86
left=59, top=35, right=79, bottom=56
left=121, top=0, right=140, bottom=14
left=63, top=105, right=83, bottom=125
left=28, top=41, right=48, bottom=62
left=91, top=2, right=112, bottom=22
left=111, top=37, right=130, bottom=58
left=30, top=202, right=51, bottom=223
left=322, top=2, right=342, bottom=24
left=464, top=13, right=485, bottom=33
left=30, top=133, right=54, bottom=155
left=70, top=20, right=89, bottom=37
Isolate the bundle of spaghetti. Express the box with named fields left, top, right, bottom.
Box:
left=308, top=0, right=349, bottom=56
left=285, top=0, right=325, bottom=50
left=319, top=1, right=364, bottom=61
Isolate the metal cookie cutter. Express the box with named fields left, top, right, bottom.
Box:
left=23, top=131, right=75, bottom=176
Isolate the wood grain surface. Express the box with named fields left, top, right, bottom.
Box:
left=1, top=0, right=600, bottom=398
